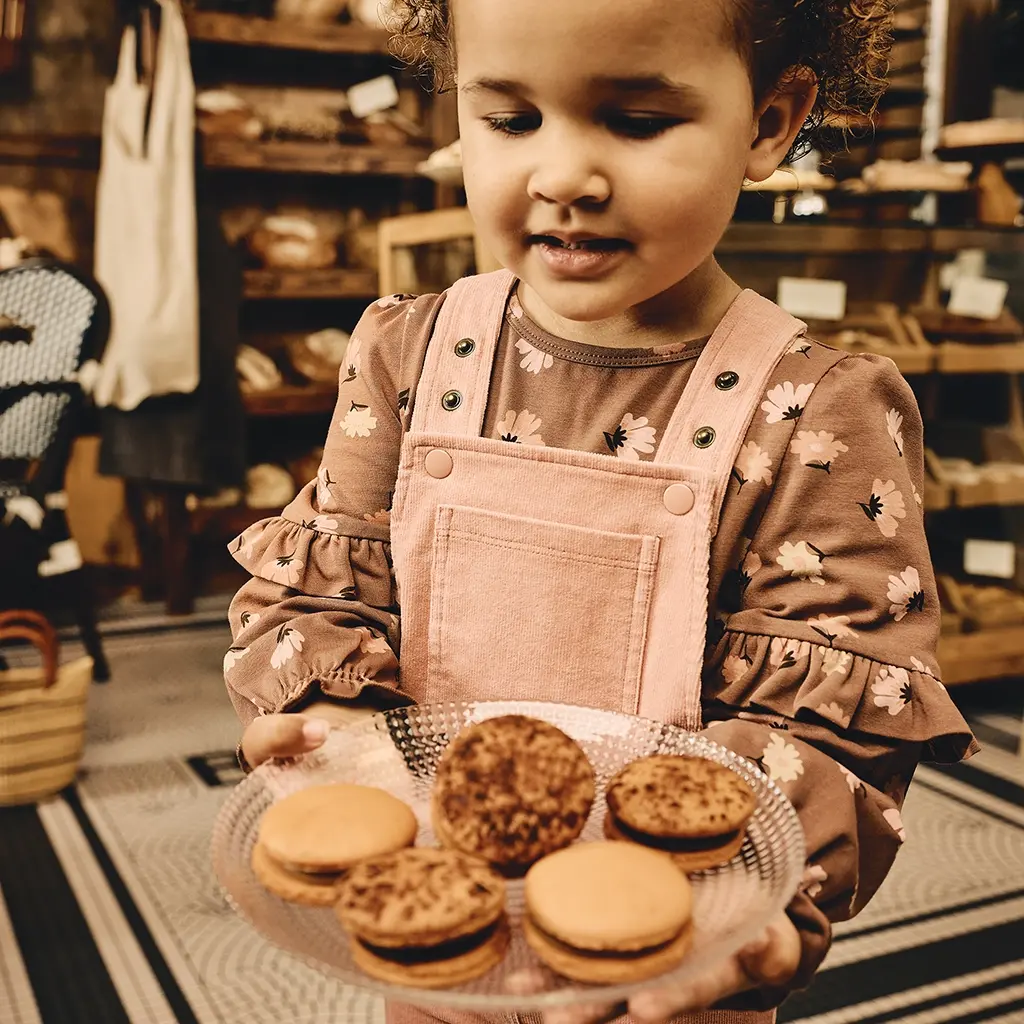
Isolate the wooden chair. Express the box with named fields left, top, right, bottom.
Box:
left=377, top=207, right=501, bottom=297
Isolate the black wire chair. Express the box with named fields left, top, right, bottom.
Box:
left=0, top=259, right=112, bottom=681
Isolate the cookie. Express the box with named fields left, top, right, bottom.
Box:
left=524, top=842, right=693, bottom=984
left=336, top=848, right=508, bottom=987
left=605, top=755, right=755, bottom=871
left=432, top=715, right=595, bottom=871
left=251, top=841, right=343, bottom=907
left=253, top=783, right=418, bottom=904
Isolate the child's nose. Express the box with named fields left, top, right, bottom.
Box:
left=526, top=139, right=611, bottom=208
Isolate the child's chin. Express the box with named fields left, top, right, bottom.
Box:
left=520, top=278, right=634, bottom=325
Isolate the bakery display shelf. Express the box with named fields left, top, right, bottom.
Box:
left=935, top=140, right=1024, bottom=163
left=202, top=137, right=432, bottom=176
left=243, top=267, right=378, bottom=299
left=938, top=626, right=1024, bottom=686
left=189, top=503, right=269, bottom=537
left=242, top=384, right=338, bottom=417
left=935, top=343, right=1024, bottom=375
left=185, top=11, right=391, bottom=53
left=931, top=227, right=1024, bottom=255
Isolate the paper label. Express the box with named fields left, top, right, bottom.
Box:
left=948, top=277, right=1009, bottom=321
left=777, top=278, right=847, bottom=322
left=348, top=75, right=400, bottom=119
left=964, top=538, right=1016, bottom=580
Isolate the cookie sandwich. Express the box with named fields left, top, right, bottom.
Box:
left=253, top=783, right=418, bottom=906
left=336, top=848, right=509, bottom=988
left=432, top=715, right=595, bottom=873
left=524, top=842, right=693, bottom=983
left=605, top=755, right=756, bottom=871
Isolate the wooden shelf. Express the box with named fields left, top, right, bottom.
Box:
left=938, top=626, right=1024, bottom=685
left=717, top=223, right=931, bottom=255
left=931, top=227, right=1024, bottom=256
left=243, top=267, right=378, bottom=299
left=202, top=137, right=430, bottom=176
left=185, top=11, right=391, bottom=53
left=936, top=342, right=1024, bottom=374
left=242, top=384, right=337, bottom=417
left=0, top=133, right=100, bottom=168
left=190, top=503, right=270, bottom=537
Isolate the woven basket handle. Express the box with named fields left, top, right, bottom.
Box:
left=0, top=610, right=59, bottom=688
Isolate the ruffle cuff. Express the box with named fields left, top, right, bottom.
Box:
left=228, top=516, right=393, bottom=606
left=708, top=630, right=978, bottom=764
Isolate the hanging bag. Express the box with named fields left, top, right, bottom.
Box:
left=93, top=0, right=199, bottom=411
left=0, top=609, right=93, bottom=805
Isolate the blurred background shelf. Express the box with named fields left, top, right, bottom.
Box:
left=241, top=384, right=338, bottom=417
left=242, top=267, right=378, bottom=299
left=185, top=11, right=391, bottom=53
left=202, top=137, right=431, bottom=176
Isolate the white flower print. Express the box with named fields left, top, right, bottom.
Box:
left=363, top=508, right=390, bottom=523
left=790, top=430, right=849, bottom=473
left=317, top=466, right=336, bottom=505
left=239, top=610, right=260, bottom=631
left=738, top=549, right=763, bottom=594
left=262, top=553, right=305, bottom=587
left=376, top=294, right=404, bottom=309
left=604, top=413, right=657, bottom=461
left=859, top=479, right=907, bottom=538
left=769, top=637, right=804, bottom=670
left=913, top=485, right=923, bottom=506
left=789, top=340, right=812, bottom=357
left=271, top=626, right=305, bottom=669
left=305, top=515, right=339, bottom=532
left=777, top=540, right=827, bottom=585
left=762, top=381, right=815, bottom=424
left=821, top=647, right=853, bottom=680
left=800, top=864, right=828, bottom=899
left=808, top=614, right=856, bottom=646
left=886, top=408, right=904, bottom=457
left=515, top=337, right=554, bottom=375
left=733, top=441, right=773, bottom=489
left=883, top=807, right=907, bottom=843
left=497, top=409, right=545, bottom=445
left=816, top=701, right=851, bottom=728
left=762, top=734, right=805, bottom=783
left=838, top=764, right=862, bottom=794
left=342, top=336, right=362, bottom=383
left=223, top=646, right=248, bottom=673
left=340, top=401, right=378, bottom=438
left=360, top=631, right=392, bottom=656
left=888, top=567, right=925, bottom=621
left=235, top=524, right=264, bottom=561
left=872, top=665, right=912, bottom=716
left=910, top=656, right=945, bottom=688
left=722, top=654, right=750, bottom=685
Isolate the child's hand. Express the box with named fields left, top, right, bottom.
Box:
left=540, top=911, right=800, bottom=1024
left=241, top=701, right=377, bottom=768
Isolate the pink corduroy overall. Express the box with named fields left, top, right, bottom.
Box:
left=388, top=270, right=806, bottom=1024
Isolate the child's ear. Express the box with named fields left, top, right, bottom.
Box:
left=745, top=70, right=819, bottom=182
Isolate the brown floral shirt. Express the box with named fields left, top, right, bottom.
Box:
left=226, top=289, right=977, bottom=1007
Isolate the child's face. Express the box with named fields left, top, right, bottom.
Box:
left=455, top=0, right=759, bottom=325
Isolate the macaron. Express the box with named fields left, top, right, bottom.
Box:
left=604, top=755, right=756, bottom=871
left=336, top=847, right=509, bottom=988
left=524, top=842, right=693, bottom=983
left=432, top=715, right=595, bottom=873
left=252, top=783, right=418, bottom=906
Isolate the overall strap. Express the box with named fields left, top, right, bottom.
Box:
left=411, top=269, right=517, bottom=437
left=656, top=290, right=806, bottom=534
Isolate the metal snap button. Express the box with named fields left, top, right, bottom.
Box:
left=715, top=370, right=739, bottom=391
left=693, top=426, right=716, bottom=449
left=663, top=483, right=695, bottom=516
left=424, top=449, right=453, bottom=479
left=441, top=390, right=462, bottom=411
left=455, top=338, right=476, bottom=357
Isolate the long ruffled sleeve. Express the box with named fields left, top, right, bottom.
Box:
left=704, top=348, right=978, bottom=1008
left=224, top=293, right=444, bottom=728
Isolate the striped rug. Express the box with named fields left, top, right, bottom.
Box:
left=0, top=624, right=1021, bottom=1024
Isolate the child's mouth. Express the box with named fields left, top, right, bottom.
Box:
left=529, top=235, right=632, bottom=279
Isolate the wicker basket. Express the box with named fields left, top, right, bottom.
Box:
left=0, top=610, right=93, bottom=806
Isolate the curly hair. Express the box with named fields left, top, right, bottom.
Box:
left=386, top=0, right=894, bottom=158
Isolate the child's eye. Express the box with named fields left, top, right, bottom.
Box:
left=483, top=113, right=540, bottom=136
left=606, top=114, right=684, bottom=139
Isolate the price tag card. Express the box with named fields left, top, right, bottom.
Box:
left=964, top=538, right=1016, bottom=580
left=777, top=278, right=847, bottom=322
left=948, top=277, right=1009, bottom=321
left=348, top=75, right=400, bottom=119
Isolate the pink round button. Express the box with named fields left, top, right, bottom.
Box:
left=424, top=448, right=453, bottom=479
left=663, top=483, right=695, bottom=516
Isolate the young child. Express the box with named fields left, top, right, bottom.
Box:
left=226, top=0, right=978, bottom=1020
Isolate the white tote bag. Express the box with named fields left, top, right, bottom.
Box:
left=93, top=0, right=199, bottom=411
